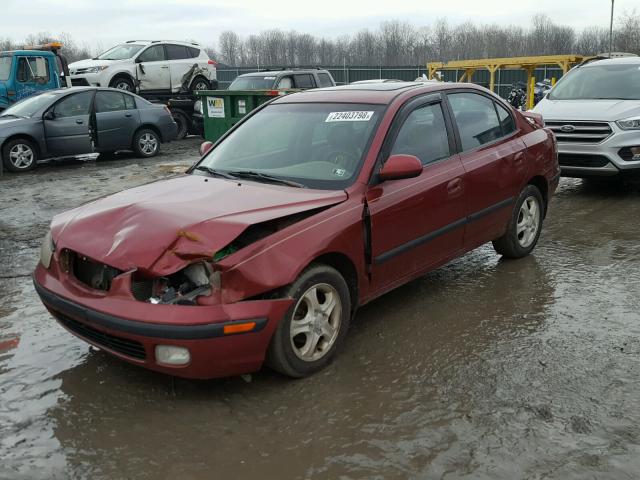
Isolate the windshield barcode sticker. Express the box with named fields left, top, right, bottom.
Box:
left=326, top=111, right=374, bottom=122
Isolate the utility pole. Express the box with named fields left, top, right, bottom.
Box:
left=609, top=0, right=615, bottom=57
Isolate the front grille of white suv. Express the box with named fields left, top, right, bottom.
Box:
left=545, top=121, right=612, bottom=144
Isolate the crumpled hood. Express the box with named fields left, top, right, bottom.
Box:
left=534, top=98, right=640, bottom=122
left=51, top=175, right=347, bottom=276
left=0, top=115, right=30, bottom=128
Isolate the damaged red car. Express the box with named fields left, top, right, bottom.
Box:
left=34, top=82, right=559, bottom=379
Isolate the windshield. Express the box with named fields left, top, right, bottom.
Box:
left=228, top=76, right=276, bottom=90
left=97, top=44, right=144, bottom=61
left=1, top=92, right=57, bottom=117
left=549, top=63, right=640, bottom=100
left=195, top=103, right=384, bottom=189
left=0, top=56, right=11, bottom=81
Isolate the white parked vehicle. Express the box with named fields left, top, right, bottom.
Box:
left=69, top=40, right=217, bottom=95
left=534, top=56, right=640, bottom=178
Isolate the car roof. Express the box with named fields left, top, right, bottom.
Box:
left=237, top=69, right=329, bottom=78
left=123, top=40, right=202, bottom=47
left=581, top=56, right=640, bottom=67
left=272, top=81, right=468, bottom=105
left=0, top=50, right=57, bottom=57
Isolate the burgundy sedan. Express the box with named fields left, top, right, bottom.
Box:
left=34, top=82, right=559, bottom=379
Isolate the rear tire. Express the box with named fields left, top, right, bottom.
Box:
left=132, top=128, right=160, bottom=158
left=2, top=138, right=38, bottom=172
left=190, top=77, right=210, bottom=92
left=266, top=265, right=351, bottom=378
left=172, top=110, right=189, bottom=140
left=492, top=185, right=544, bottom=259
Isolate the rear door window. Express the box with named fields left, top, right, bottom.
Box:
left=317, top=73, right=333, bottom=87
left=390, top=102, right=451, bottom=165
left=294, top=74, right=316, bottom=89
left=123, top=94, right=137, bottom=110
left=166, top=44, right=190, bottom=60
left=138, top=45, right=166, bottom=62
left=95, top=91, right=126, bottom=113
left=448, top=92, right=502, bottom=150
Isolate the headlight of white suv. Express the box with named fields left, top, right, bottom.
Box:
left=40, top=230, right=55, bottom=269
left=616, top=116, right=640, bottom=130
left=86, top=66, right=109, bottom=74
left=194, top=100, right=203, bottom=115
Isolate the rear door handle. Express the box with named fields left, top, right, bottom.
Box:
left=161, top=66, right=169, bottom=69
left=75, top=119, right=83, bottom=124
left=125, top=113, right=132, bottom=117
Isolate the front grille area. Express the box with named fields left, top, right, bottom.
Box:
left=558, top=153, right=610, bottom=168
left=546, top=121, right=612, bottom=144
left=71, top=78, right=90, bottom=86
left=54, top=310, right=147, bottom=360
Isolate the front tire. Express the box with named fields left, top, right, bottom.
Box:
left=109, top=76, right=135, bottom=92
left=132, top=128, right=160, bottom=158
left=492, top=185, right=544, bottom=259
left=267, top=265, right=351, bottom=378
left=2, top=138, right=38, bottom=172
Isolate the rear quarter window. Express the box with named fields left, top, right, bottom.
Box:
left=317, top=73, right=334, bottom=87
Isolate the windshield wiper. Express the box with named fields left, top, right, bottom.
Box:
left=194, top=166, right=239, bottom=180
left=0, top=113, right=24, bottom=119
left=227, top=170, right=305, bottom=188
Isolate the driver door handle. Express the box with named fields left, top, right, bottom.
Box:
left=75, top=119, right=84, bottom=125
left=125, top=113, right=132, bottom=117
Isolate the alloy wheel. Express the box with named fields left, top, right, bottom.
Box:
left=138, top=133, right=158, bottom=155
left=516, top=196, right=540, bottom=248
left=9, top=143, right=34, bottom=169
left=289, top=283, right=342, bottom=362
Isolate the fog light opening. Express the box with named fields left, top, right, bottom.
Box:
left=155, top=345, right=191, bottom=366
left=631, top=146, right=640, bottom=161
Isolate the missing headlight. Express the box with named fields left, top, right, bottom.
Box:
left=132, top=262, right=214, bottom=305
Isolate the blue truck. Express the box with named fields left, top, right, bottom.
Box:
left=0, top=42, right=70, bottom=112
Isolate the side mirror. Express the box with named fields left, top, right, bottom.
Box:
left=135, top=57, right=143, bottom=64
left=199, top=141, right=214, bottom=157
left=378, top=154, right=423, bottom=181
left=43, top=110, right=56, bottom=120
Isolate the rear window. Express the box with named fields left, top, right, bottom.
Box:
left=317, top=72, right=334, bottom=87
left=166, top=44, right=190, bottom=60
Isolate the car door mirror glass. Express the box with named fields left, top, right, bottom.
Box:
left=43, top=110, right=55, bottom=120
left=379, top=154, right=423, bottom=181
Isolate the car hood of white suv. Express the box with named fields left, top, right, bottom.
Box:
left=69, top=58, right=127, bottom=70
left=534, top=97, right=640, bottom=122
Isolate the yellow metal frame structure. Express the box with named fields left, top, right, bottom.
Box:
left=427, top=55, right=589, bottom=109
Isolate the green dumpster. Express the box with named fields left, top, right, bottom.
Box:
left=195, top=89, right=298, bottom=143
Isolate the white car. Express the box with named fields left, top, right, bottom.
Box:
left=69, top=40, right=217, bottom=95
left=534, top=56, right=640, bottom=178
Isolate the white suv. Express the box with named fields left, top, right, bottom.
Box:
left=69, top=40, right=217, bottom=95
left=534, top=56, right=640, bottom=178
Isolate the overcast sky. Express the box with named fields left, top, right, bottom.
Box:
left=3, top=0, right=634, bottom=50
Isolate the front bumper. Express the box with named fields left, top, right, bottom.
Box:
left=33, top=263, right=292, bottom=379
left=554, top=124, right=640, bottom=178
left=70, top=72, right=103, bottom=87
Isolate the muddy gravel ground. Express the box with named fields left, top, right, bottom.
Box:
left=1, top=138, right=639, bottom=479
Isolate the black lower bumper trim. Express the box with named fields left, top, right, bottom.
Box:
left=33, top=278, right=267, bottom=340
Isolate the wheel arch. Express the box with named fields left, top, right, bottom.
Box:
left=526, top=175, right=549, bottom=217
left=309, top=252, right=359, bottom=314
left=108, top=71, right=136, bottom=89
left=134, top=123, right=163, bottom=143
left=1, top=133, right=43, bottom=159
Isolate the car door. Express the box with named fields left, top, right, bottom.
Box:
left=14, top=55, right=51, bottom=101
left=95, top=91, right=140, bottom=151
left=366, top=95, right=466, bottom=292
left=135, top=45, right=170, bottom=92
left=446, top=91, right=528, bottom=249
left=166, top=44, right=193, bottom=93
left=44, top=90, right=95, bottom=156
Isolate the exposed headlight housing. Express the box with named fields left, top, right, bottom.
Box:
left=194, top=99, right=203, bottom=115
left=39, top=230, right=55, bottom=269
left=616, top=116, right=640, bottom=130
